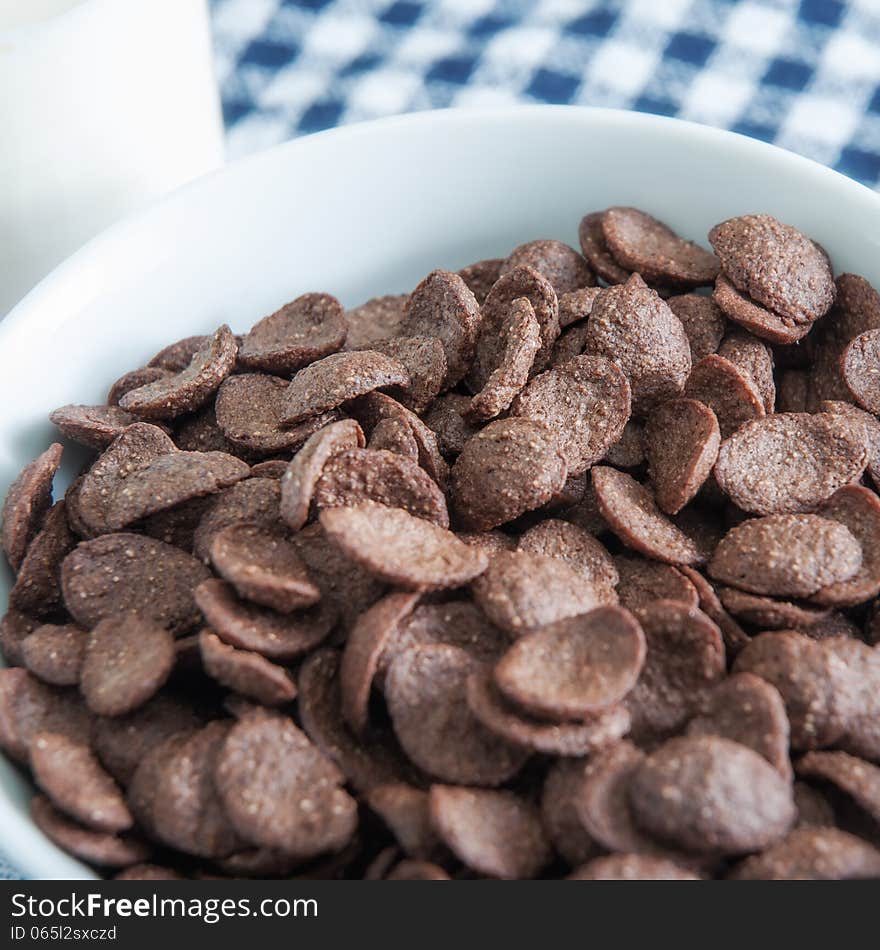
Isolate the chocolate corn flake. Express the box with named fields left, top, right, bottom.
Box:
left=398, top=271, right=480, bottom=388
left=582, top=274, right=691, bottom=415
left=281, top=350, right=410, bottom=425
left=61, top=533, right=210, bottom=635
left=475, top=265, right=559, bottom=376
left=592, top=466, right=709, bottom=566
left=370, top=403, right=449, bottom=484
left=602, top=207, right=719, bottom=288
left=365, top=783, right=438, bottom=860
left=107, top=367, right=170, bottom=407
left=626, top=601, right=726, bottom=745
left=517, top=518, right=618, bottom=593
left=729, top=827, right=880, bottom=881
left=194, top=578, right=335, bottom=660
left=91, top=693, right=202, bottom=787
left=422, top=394, right=478, bottom=458
left=279, top=418, right=364, bottom=532
left=466, top=670, right=630, bottom=758
left=137, top=722, right=243, bottom=859
left=199, top=629, right=297, bottom=707
left=80, top=615, right=176, bottom=717
left=573, top=741, right=675, bottom=857
left=645, top=398, right=720, bottom=515
left=717, top=588, right=831, bottom=631
left=314, top=448, right=449, bottom=527
left=428, top=784, right=552, bottom=880
left=467, top=298, right=541, bottom=421
left=540, top=759, right=600, bottom=867
left=796, top=751, right=880, bottom=826
left=614, top=556, right=699, bottom=612
left=344, top=295, right=408, bottom=350
left=558, top=286, right=602, bottom=329
left=684, top=353, right=765, bottom=440
left=502, top=239, right=595, bottom=297
left=713, top=274, right=813, bottom=345
left=811, top=485, right=880, bottom=607
left=457, top=259, right=503, bottom=306
left=21, top=623, right=87, bottom=687
left=841, top=328, right=880, bottom=414
left=298, top=649, right=417, bottom=794
left=578, top=212, right=631, bottom=285
left=569, top=854, right=700, bottom=881
left=451, top=418, right=567, bottom=531
left=215, top=709, right=357, bottom=858
left=2, top=442, right=63, bottom=573
left=209, top=523, right=321, bottom=613
left=319, top=502, right=488, bottom=591
left=49, top=405, right=138, bottom=450
left=215, top=373, right=337, bottom=456
left=76, top=423, right=249, bottom=536
left=510, top=355, right=631, bottom=477
left=194, top=477, right=281, bottom=562
left=0, top=668, right=92, bottom=762
left=385, top=860, right=451, bottom=881
left=10, top=502, right=74, bottom=617
left=733, top=632, right=853, bottom=749
left=147, top=335, right=209, bottom=372
left=32, top=795, right=150, bottom=868
left=666, top=293, right=726, bottom=362
left=686, top=673, right=792, bottom=780
left=471, top=550, right=609, bottom=637
left=493, top=606, right=645, bottom=721
left=385, top=644, right=528, bottom=786
left=238, top=293, right=347, bottom=375
left=377, top=600, right=509, bottom=683
left=120, top=325, right=238, bottom=420
left=709, top=514, right=862, bottom=599
left=367, top=417, right=420, bottom=460
left=628, top=735, right=795, bottom=855
left=713, top=412, right=868, bottom=516
left=358, top=336, right=447, bottom=415
left=718, top=329, right=776, bottom=413
left=340, top=591, right=421, bottom=737
left=709, top=214, right=834, bottom=325
left=30, top=732, right=132, bottom=833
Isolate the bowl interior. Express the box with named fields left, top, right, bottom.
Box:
left=2, top=106, right=880, bottom=878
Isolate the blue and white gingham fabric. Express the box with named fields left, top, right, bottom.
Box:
left=3, top=0, right=880, bottom=882
left=211, top=0, right=880, bottom=188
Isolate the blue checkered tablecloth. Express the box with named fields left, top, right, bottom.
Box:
left=2, top=0, right=880, bottom=882
left=212, top=0, right=880, bottom=188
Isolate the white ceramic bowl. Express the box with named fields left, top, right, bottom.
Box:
left=2, top=106, right=880, bottom=879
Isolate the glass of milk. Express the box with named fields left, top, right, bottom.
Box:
left=0, top=0, right=224, bottom=316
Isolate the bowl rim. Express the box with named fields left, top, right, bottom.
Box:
left=2, top=104, right=880, bottom=880
left=4, top=104, right=880, bottom=339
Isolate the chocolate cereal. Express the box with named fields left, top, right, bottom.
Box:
left=238, top=293, right=347, bottom=374
left=209, top=523, right=321, bottom=613
left=582, top=274, right=691, bottom=414
left=120, top=326, right=238, bottom=420
left=2, top=443, right=63, bottom=572
left=398, top=271, right=480, bottom=388
left=8, top=207, right=880, bottom=880
left=713, top=413, right=868, bottom=515
left=386, top=644, right=529, bottom=786
left=501, top=239, right=594, bottom=296
left=493, top=607, right=645, bottom=721
left=281, top=351, right=409, bottom=424
left=602, top=207, right=719, bottom=287
left=645, top=398, right=720, bottom=514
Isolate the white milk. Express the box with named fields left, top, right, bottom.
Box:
left=0, top=0, right=224, bottom=316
